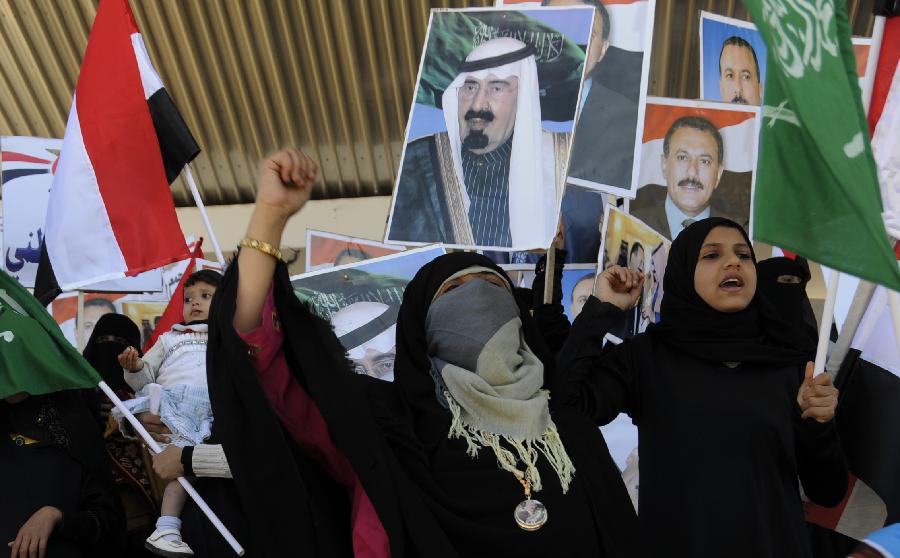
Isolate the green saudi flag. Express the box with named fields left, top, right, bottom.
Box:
left=744, top=0, right=900, bottom=291
left=0, top=270, right=101, bottom=400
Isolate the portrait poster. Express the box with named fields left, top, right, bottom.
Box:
left=51, top=292, right=177, bottom=349
left=290, top=246, right=446, bottom=382
left=120, top=299, right=170, bottom=348
left=499, top=0, right=656, bottom=199
left=560, top=264, right=598, bottom=323
left=306, top=229, right=405, bottom=272
left=385, top=7, right=593, bottom=252
left=598, top=205, right=671, bottom=338
left=699, top=12, right=874, bottom=104
left=632, top=97, right=759, bottom=242
left=698, top=12, right=767, bottom=106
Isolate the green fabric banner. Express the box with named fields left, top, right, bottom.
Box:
left=0, top=270, right=101, bottom=400
left=745, top=0, right=900, bottom=290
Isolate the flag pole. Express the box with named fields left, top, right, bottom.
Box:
left=861, top=16, right=887, bottom=114
left=183, top=164, right=226, bottom=267
left=97, top=381, right=245, bottom=555
left=814, top=270, right=840, bottom=376
left=887, top=289, right=900, bottom=351
left=543, top=246, right=556, bottom=305
left=826, top=279, right=876, bottom=373
left=76, top=291, right=86, bottom=351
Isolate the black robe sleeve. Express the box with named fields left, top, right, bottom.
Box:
left=56, top=467, right=121, bottom=549
left=530, top=249, right=570, bottom=355
left=795, top=414, right=848, bottom=507
left=554, top=296, right=639, bottom=425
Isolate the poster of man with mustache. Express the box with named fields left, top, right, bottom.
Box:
left=629, top=97, right=760, bottom=241
left=698, top=11, right=767, bottom=106
left=385, top=8, right=593, bottom=252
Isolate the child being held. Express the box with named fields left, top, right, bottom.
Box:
left=113, top=269, right=221, bottom=557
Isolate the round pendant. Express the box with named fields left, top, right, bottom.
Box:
left=514, top=498, right=548, bottom=531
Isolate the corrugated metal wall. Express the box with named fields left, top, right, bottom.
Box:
left=0, top=0, right=876, bottom=206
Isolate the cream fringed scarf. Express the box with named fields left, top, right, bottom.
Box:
left=425, top=270, right=575, bottom=494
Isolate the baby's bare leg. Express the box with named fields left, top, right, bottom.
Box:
left=161, top=479, right=188, bottom=517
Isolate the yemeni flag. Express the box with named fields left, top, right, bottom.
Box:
left=0, top=266, right=101, bottom=400
left=141, top=239, right=204, bottom=353
left=744, top=0, right=900, bottom=291
left=34, top=0, right=199, bottom=303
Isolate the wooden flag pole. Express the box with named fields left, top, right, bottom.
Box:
left=97, top=381, right=245, bottom=556
left=543, top=247, right=556, bottom=305
left=183, top=165, right=226, bottom=267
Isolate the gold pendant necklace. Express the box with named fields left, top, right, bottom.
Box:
left=514, top=477, right=547, bottom=531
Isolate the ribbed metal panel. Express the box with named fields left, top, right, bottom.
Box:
left=0, top=0, right=490, bottom=206
left=0, top=0, right=878, bottom=206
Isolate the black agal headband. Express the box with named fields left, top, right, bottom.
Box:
left=458, top=43, right=536, bottom=73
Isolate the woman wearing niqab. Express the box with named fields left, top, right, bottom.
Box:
left=207, top=149, right=641, bottom=557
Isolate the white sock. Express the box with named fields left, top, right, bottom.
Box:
left=155, top=515, right=182, bottom=543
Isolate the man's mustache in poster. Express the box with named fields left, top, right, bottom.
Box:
left=730, top=94, right=748, bottom=104
left=677, top=178, right=705, bottom=190
left=464, top=109, right=495, bottom=123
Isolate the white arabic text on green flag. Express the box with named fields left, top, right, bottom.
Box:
left=744, top=0, right=900, bottom=290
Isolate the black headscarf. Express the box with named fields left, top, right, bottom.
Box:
left=392, top=252, right=554, bottom=450
left=82, top=313, right=142, bottom=394
left=757, top=257, right=818, bottom=355
left=647, top=217, right=811, bottom=365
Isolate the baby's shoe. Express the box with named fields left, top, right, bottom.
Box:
left=145, top=528, right=194, bottom=557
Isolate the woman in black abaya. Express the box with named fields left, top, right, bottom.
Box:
left=208, top=148, right=641, bottom=558
left=557, top=218, right=848, bottom=558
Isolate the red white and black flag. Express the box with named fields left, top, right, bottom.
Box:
left=35, top=0, right=199, bottom=303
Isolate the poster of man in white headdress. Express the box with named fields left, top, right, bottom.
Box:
left=385, top=8, right=593, bottom=252
left=291, top=246, right=445, bottom=381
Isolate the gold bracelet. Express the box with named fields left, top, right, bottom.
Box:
left=239, top=237, right=282, bottom=260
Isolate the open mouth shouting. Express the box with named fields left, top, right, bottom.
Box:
left=719, top=273, right=744, bottom=292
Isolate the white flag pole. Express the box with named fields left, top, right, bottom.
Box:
left=97, top=381, right=245, bottom=556
left=813, top=270, right=840, bottom=376
left=183, top=164, right=226, bottom=267
left=826, top=279, right=876, bottom=373
left=861, top=16, right=886, bottom=114
left=76, top=291, right=86, bottom=351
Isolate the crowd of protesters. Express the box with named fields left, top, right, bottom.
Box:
left=4, top=148, right=899, bottom=558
